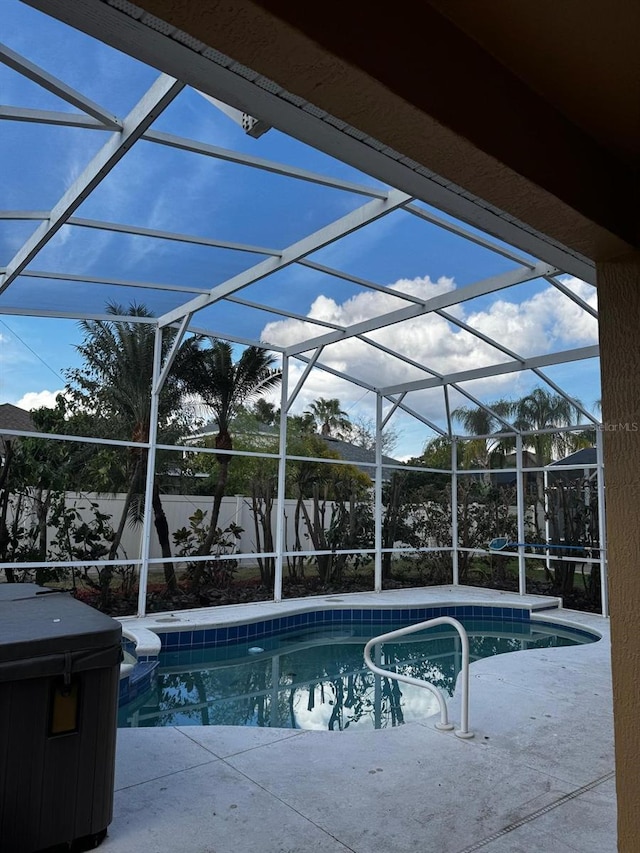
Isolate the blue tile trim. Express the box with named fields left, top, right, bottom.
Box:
left=119, top=659, right=158, bottom=707
left=122, top=638, right=136, bottom=655
left=146, top=604, right=540, bottom=653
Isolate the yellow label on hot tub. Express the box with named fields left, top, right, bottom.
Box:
left=50, top=680, right=79, bottom=735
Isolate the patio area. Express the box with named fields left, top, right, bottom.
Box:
left=1, top=4, right=631, bottom=848
left=109, top=595, right=614, bottom=853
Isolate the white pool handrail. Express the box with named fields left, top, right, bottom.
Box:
left=363, top=616, right=473, bottom=738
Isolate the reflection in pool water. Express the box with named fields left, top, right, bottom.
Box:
left=118, top=618, right=595, bottom=731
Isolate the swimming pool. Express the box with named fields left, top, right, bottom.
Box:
left=118, top=609, right=598, bottom=731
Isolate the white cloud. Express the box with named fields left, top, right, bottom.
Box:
left=467, top=276, right=598, bottom=354
left=14, top=389, right=64, bottom=411
left=260, top=273, right=599, bottom=444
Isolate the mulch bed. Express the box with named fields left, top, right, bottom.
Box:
left=74, top=573, right=602, bottom=616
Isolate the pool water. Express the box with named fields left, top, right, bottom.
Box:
left=118, top=618, right=596, bottom=731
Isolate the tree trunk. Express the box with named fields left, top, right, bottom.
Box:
left=195, top=460, right=228, bottom=550
left=196, top=430, right=232, bottom=559
left=101, top=456, right=142, bottom=608
left=35, top=486, right=50, bottom=586
left=299, top=487, right=329, bottom=583
left=152, top=481, right=177, bottom=593
left=193, top=673, right=210, bottom=726
left=251, top=481, right=274, bottom=587
left=109, top=457, right=142, bottom=560
left=382, top=475, right=401, bottom=580
left=0, top=446, right=12, bottom=568
left=192, top=438, right=231, bottom=587
left=0, top=472, right=15, bottom=579
left=290, top=495, right=306, bottom=579
left=313, top=483, right=331, bottom=583
left=0, top=439, right=12, bottom=492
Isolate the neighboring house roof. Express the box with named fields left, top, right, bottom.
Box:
left=490, top=447, right=598, bottom=488
left=0, top=403, right=35, bottom=436
left=489, top=451, right=538, bottom=488
left=319, top=435, right=401, bottom=473
left=549, top=447, right=597, bottom=467
left=547, top=447, right=598, bottom=483
left=0, top=403, right=35, bottom=456
left=504, top=450, right=538, bottom=467
left=189, top=420, right=278, bottom=441
left=185, top=422, right=401, bottom=476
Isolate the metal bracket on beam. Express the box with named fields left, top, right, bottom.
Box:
left=197, top=90, right=271, bottom=138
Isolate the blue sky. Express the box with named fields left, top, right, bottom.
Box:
left=0, top=1, right=601, bottom=458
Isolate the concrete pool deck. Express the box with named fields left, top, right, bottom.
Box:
left=108, top=588, right=615, bottom=853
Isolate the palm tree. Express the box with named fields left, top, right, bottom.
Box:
left=252, top=398, right=279, bottom=425
left=513, top=388, right=582, bottom=464
left=305, top=398, right=351, bottom=438
left=513, top=387, right=585, bottom=540
left=66, top=302, right=202, bottom=598
left=452, top=400, right=515, bottom=475
left=188, top=341, right=281, bottom=570
left=287, top=411, right=316, bottom=435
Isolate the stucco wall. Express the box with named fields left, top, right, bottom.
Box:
left=597, top=250, right=640, bottom=850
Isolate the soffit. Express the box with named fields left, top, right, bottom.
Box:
left=428, top=0, right=640, bottom=168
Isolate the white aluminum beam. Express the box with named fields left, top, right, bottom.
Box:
left=0, top=106, right=113, bottom=129
left=381, top=392, right=406, bottom=429
left=286, top=346, right=324, bottom=411
left=230, top=295, right=344, bottom=332
left=451, top=436, right=459, bottom=583
left=450, top=384, right=518, bottom=432
left=356, top=335, right=443, bottom=381
left=380, top=345, right=599, bottom=395
left=435, top=308, right=524, bottom=363
left=0, top=74, right=184, bottom=297
left=454, top=422, right=590, bottom=442
left=21, top=268, right=210, bottom=296
left=9, top=221, right=580, bottom=388
left=299, top=258, right=425, bottom=305
left=444, top=386, right=452, bottom=436
left=531, top=368, right=599, bottom=424
left=374, top=393, right=383, bottom=592
left=515, top=434, right=527, bottom=595
left=435, top=306, right=598, bottom=425
left=545, top=275, right=598, bottom=318
left=386, top=397, right=447, bottom=436
left=274, top=356, right=289, bottom=601
left=157, top=189, right=411, bottom=327
left=155, top=313, right=192, bottom=393
left=286, top=262, right=557, bottom=355
left=291, top=353, right=444, bottom=436
left=0, top=41, right=121, bottom=129
left=137, top=325, right=163, bottom=616
left=405, top=203, right=536, bottom=269
left=145, top=129, right=388, bottom=199
left=187, top=324, right=286, bottom=353
left=0, top=306, right=160, bottom=323
left=67, top=216, right=279, bottom=256
left=0, top=307, right=283, bottom=352
left=0, top=211, right=48, bottom=220
left=19, top=267, right=347, bottom=333
left=0, top=427, right=150, bottom=449
left=293, top=352, right=376, bottom=393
